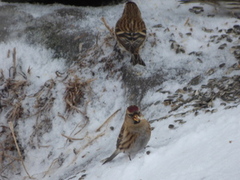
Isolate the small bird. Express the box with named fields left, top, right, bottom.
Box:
left=115, top=1, right=147, bottom=66
left=180, top=0, right=240, bottom=15
left=102, top=105, right=151, bottom=164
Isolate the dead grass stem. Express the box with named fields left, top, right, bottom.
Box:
left=70, top=132, right=105, bottom=165
left=61, top=133, right=84, bottom=141
left=101, top=17, right=114, bottom=37
left=95, top=108, right=121, bottom=132
left=8, top=122, right=33, bottom=179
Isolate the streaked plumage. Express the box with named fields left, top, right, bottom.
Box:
left=180, top=0, right=240, bottom=14
left=115, top=1, right=147, bottom=66
left=102, top=105, right=151, bottom=164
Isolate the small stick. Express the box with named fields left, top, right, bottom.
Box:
left=69, top=122, right=83, bottom=136
left=58, top=112, right=67, bottom=121
left=42, top=158, right=58, bottom=178
left=0, top=160, right=16, bottom=174
left=65, top=98, right=85, bottom=114
left=9, top=121, right=33, bottom=179
left=12, top=47, right=17, bottom=79
left=73, top=101, right=91, bottom=136
left=95, top=108, right=121, bottom=132
left=70, top=132, right=105, bottom=165
left=101, top=17, right=114, bottom=36
left=184, top=18, right=190, bottom=26
left=0, top=150, right=3, bottom=170
left=73, top=122, right=88, bottom=136
left=61, top=133, right=84, bottom=141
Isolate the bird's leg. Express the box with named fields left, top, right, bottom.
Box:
left=128, top=155, right=132, bottom=161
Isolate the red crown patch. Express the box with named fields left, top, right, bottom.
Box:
left=127, top=105, right=139, bottom=113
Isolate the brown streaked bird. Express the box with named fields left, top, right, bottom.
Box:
left=180, top=0, right=240, bottom=15
left=115, top=1, right=147, bottom=66
left=102, top=105, right=151, bottom=164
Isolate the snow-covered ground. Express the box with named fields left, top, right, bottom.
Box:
left=0, top=0, right=240, bottom=180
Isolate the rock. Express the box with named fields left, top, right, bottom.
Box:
left=0, top=4, right=95, bottom=62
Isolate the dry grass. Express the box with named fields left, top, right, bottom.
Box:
left=0, top=48, right=29, bottom=178
left=69, top=131, right=105, bottom=165
left=101, top=17, right=114, bottom=37
left=1, top=49, right=29, bottom=124
left=9, top=122, right=33, bottom=179
left=95, top=108, right=121, bottom=132
left=0, top=36, right=107, bottom=178
left=33, top=79, right=56, bottom=115
left=64, top=75, right=94, bottom=114
left=0, top=49, right=57, bottom=177
left=6, top=102, right=24, bottom=122
left=0, top=124, right=21, bottom=177
left=1, top=78, right=28, bottom=123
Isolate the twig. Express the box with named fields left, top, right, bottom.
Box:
left=42, top=158, right=58, bottom=178
left=58, top=112, right=67, bottom=121
left=69, top=122, right=84, bottom=137
left=73, top=100, right=91, bottom=136
left=0, top=150, right=2, bottom=170
left=1, top=152, right=21, bottom=161
left=101, top=17, right=114, bottom=37
left=73, top=121, right=88, bottom=136
left=0, top=159, right=16, bottom=174
left=8, top=121, right=33, bottom=179
left=12, top=48, right=17, bottom=79
left=70, top=132, right=105, bottom=165
left=77, top=132, right=105, bottom=155
left=61, top=133, right=84, bottom=141
left=95, top=108, right=121, bottom=132
left=65, top=98, right=85, bottom=114
left=184, top=18, right=190, bottom=26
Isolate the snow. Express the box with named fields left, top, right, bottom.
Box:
left=0, top=0, right=240, bottom=180
left=88, top=106, right=240, bottom=180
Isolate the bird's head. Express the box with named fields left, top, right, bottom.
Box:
left=126, top=105, right=143, bottom=124
left=123, top=1, right=141, bottom=17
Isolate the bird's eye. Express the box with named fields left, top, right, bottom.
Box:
left=128, top=114, right=134, bottom=117
left=128, top=112, right=141, bottom=121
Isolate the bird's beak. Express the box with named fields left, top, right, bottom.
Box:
left=133, top=114, right=141, bottom=122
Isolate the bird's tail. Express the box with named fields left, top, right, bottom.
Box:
left=131, top=53, right=146, bottom=66
left=102, top=150, right=120, bottom=165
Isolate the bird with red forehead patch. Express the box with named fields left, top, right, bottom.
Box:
left=102, top=105, right=151, bottom=164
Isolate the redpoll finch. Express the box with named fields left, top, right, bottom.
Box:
left=180, top=0, right=240, bottom=14
left=102, top=105, right=151, bottom=164
left=115, top=1, right=147, bottom=66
